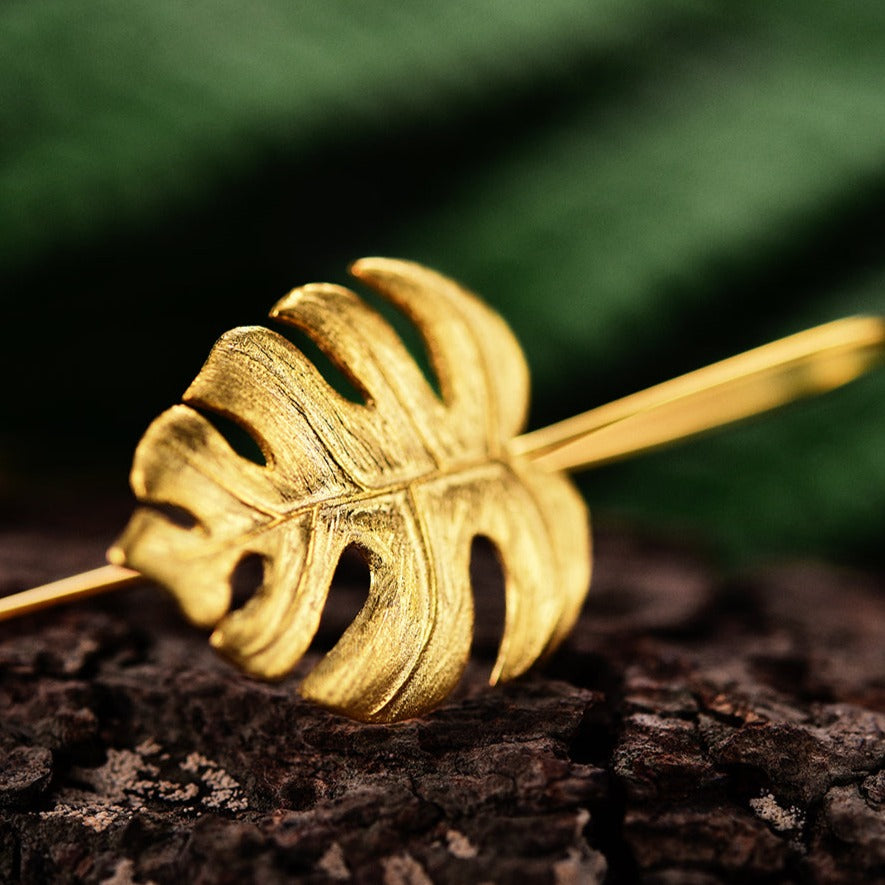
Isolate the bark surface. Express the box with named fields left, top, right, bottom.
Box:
left=1, top=501, right=884, bottom=884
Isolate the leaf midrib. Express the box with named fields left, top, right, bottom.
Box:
left=168, top=456, right=516, bottom=560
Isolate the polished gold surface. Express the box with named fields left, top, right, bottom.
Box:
left=2, top=259, right=884, bottom=723
left=107, top=258, right=590, bottom=722
left=513, top=316, right=885, bottom=471
left=0, top=564, right=141, bottom=622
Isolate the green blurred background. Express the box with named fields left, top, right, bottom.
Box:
left=3, top=1, right=884, bottom=565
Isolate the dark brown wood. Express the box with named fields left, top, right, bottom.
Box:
left=2, top=503, right=884, bottom=883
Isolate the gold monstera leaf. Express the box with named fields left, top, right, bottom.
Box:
left=110, top=258, right=590, bottom=722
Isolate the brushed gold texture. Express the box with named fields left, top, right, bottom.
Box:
left=107, top=258, right=591, bottom=723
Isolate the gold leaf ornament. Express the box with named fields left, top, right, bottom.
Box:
left=109, top=259, right=591, bottom=723
left=4, top=257, right=881, bottom=724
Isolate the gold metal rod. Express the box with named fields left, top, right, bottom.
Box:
left=511, top=316, right=885, bottom=472
left=0, top=565, right=142, bottom=622
left=3, top=316, right=884, bottom=624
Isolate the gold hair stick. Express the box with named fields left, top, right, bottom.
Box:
left=513, top=316, right=885, bottom=471
left=1, top=259, right=883, bottom=721
left=5, top=314, right=880, bottom=624
left=0, top=565, right=141, bottom=621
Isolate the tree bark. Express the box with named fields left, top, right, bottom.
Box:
left=1, top=501, right=884, bottom=883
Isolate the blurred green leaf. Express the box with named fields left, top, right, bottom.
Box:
left=2, top=0, right=885, bottom=565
